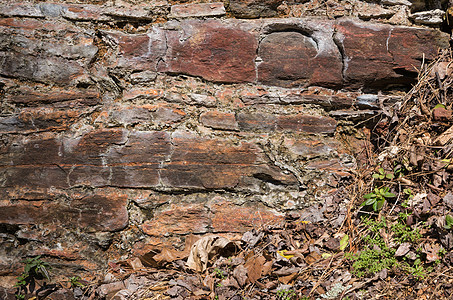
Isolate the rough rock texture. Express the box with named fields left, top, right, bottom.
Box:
left=0, top=0, right=450, bottom=285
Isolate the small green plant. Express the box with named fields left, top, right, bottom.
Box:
left=277, top=288, right=297, bottom=300
left=361, top=186, right=396, bottom=211
left=15, top=256, right=51, bottom=299
left=213, top=268, right=225, bottom=279
left=402, top=258, right=432, bottom=280
left=391, top=221, right=422, bottom=243
left=444, top=215, right=453, bottom=230
left=69, top=276, right=86, bottom=288
left=372, top=167, right=394, bottom=180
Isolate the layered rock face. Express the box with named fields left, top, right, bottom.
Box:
left=0, top=0, right=449, bottom=283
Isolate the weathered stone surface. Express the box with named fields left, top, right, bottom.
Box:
left=283, top=138, right=342, bottom=159
left=334, top=19, right=449, bottom=88
left=277, top=114, right=337, bottom=134
left=0, top=108, right=85, bottom=133
left=4, top=87, right=101, bottom=107
left=239, top=86, right=354, bottom=109
left=410, top=9, right=445, bottom=25
left=236, top=113, right=336, bottom=134
left=102, top=28, right=166, bottom=71
left=163, top=19, right=257, bottom=83
left=209, top=198, right=284, bottom=232
left=0, top=191, right=128, bottom=232
left=356, top=2, right=395, bottom=20
left=257, top=20, right=343, bottom=88
left=170, top=3, right=226, bottom=18
left=226, top=0, right=283, bottom=18
left=109, top=105, right=185, bottom=127
left=1, top=129, right=295, bottom=190
left=0, top=18, right=96, bottom=85
left=159, top=131, right=297, bottom=189
left=200, top=111, right=239, bottom=131
left=142, top=203, right=210, bottom=236
left=236, top=113, right=277, bottom=131
left=106, top=131, right=171, bottom=188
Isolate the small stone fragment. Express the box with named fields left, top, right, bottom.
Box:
left=356, top=94, right=380, bottom=110
left=356, top=2, right=395, bottom=19
left=381, top=0, right=412, bottom=6
left=410, top=9, right=445, bottom=25
left=388, top=6, right=411, bottom=25
left=170, top=3, right=226, bottom=18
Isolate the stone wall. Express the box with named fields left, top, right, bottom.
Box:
left=0, top=0, right=450, bottom=284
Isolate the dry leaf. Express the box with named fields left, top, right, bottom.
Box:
left=422, top=243, right=441, bottom=262
left=244, top=255, right=266, bottom=283
left=186, top=235, right=235, bottom=272
left=395, top=243, right=411, bottom=257
left=305, top=251, right=321, bottom=264
left=278, top=272, right=299, bottom=284
left=233, top=265, right=248, bottom=287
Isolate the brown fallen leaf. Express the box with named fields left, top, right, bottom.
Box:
left=422, top=243, right=441, bottom=262
left=233, top=265, right=248, bottom=287
left=244, top=255, right=266, bottom=283
left=395, top=243, right=411, bottom=257
left=305, top=251, right=322, bottom=264
left=278, top=272, right=299, bottom=284
left=186, top=235, right=236, bottom=272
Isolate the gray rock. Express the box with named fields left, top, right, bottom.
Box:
left=381, top=0, right=412, bottom=6
left=38, top=3, right=65, bottom=17
left=0, top=3, right=44, bottom=18
left=329, top=110, right=380, bottom=121
left=410, top=9, right=445, bottom=25
left=356, top=94, right=380, bottom=110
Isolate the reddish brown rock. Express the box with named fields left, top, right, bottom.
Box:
left=110, top=104, right=185, bottom=126
left=160, top=131, right=297, bottom=189
left=107, top=131, right=171, bottom=187
left=13, top=108, right=83, bottom=132
left=210, top=199, right=284, bottom=232
left=142, top=204, right=210, bottom=236
left=334, top=19, right=449, bottom=88
left=0, top=191, right=128, bottom=232
left=5, top=87, right=101, bottom=107
left=433, top=106, right=452, bottom=122
left=163, top=19, right=257, bottom=83
left=101, top=29, right=166, bottom=71
left=200, top=111, right=239, bottom=131
left=258, top=30, right=343, bottom=88
left=277, top=114, right=337, bottom=134
left=236, top=113, right=277, bottom=131
left=226, top=0, right=283, bottom=18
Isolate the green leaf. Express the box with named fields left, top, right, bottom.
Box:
left=372, top=173, right=380, bottom=179
left=340, top=234, right=349, bottom=251
left=365, top=197, right=377, bottom=206
left=378, top=168, right=384, bottom=174
left=379, top=174, right=385, bottom=180
left=445, top=215, right=453, bottom=230
left=373, top=201, right=378, bottom=211
left=386, top=173, right=394, bottom=180
left=363, top=193, right=375, bottom=199
left=361, top=197, right=376, bottom=207
left=376, top=199, right=385, bottom=211
left=384, top=192, right=396, bottom=198
left=434, top=103, right=446, bottom=109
